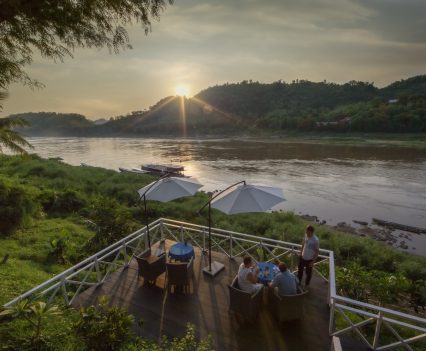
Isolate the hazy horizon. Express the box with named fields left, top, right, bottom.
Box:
left=2, top=0, right=426, bottom=120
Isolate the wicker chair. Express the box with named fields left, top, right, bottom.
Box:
left=268, top=287, right=308, bottom=322
left=135, top=248, right=166, bottom=285
left=228, top=276, right=263, bottom=323
left=166, top=257, right=194, bottom=293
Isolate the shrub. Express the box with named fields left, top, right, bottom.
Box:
left=0, top=180, right=35, bottom=235
left=51, top=190, right=87, bottom=214
left=73, top=296, right=134, bottom=351
left=46, top=230, right=69, bottom=264
left=36, top=189, right=57, bottom=213
left=125, top=323, right=214, bottom=351
left=0, top=300, right=62, bottom=351
left=84, top=197, right=138, bottom=252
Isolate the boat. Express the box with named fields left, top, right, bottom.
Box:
left=141, top=163, right=185, bottom=177
left=119, top=164, right=186, bottom=177
left=118, top=167, right=148, bottom=175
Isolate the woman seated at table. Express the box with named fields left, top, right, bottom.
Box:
left=268, top=262, right=298, bottom=296
left=237, top=256, right=263, bottom=294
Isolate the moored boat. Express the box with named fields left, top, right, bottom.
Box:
left=118, top=167, right=148, bottom=174
left=141, top=163, right=185, bottom=177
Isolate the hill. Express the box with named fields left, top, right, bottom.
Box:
left=11, top=112, right=95, bottom=136
left=94, top=96, right=242, bottom=136
left=9, top=75, right=426, bottom=136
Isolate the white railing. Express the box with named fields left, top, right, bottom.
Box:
left=3, top=218, right=426, bottom=351
left=3, top=220, right=158, bottom=308
left=329, top=295, right=426, bottom=351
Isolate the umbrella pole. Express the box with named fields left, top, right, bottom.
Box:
left=208, top=202, right=212, bottom=271
left=202, top=199, right=224, bottom=277
left=143, top=195, right=151, bottom=249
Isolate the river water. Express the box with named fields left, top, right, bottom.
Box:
left=26, top=137, right=426, bottom=256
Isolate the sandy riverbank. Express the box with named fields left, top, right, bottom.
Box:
left=299, top=214, right=426, bottom=257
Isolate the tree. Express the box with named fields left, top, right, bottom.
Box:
left=0, top=91, right=32, bottom=154
left=0, top=0, right=173, bottom=93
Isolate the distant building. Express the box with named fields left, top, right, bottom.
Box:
left=388, top=99, right=399, bottom=104
left=316, top=117, right=351, bottom=127
left=93, top=118, right=108, bottom=125
left=316, top=121, right=338, bottom=127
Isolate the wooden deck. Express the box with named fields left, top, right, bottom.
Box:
left=73, top=240, right=333, bottom=351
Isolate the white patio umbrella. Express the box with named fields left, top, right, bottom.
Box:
left=211, top=184, right=285, bottom=214
left=138, top=176, right=203, bottom=247
left=199, top=180, right=286, bottom=276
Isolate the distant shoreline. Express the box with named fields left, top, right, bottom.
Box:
left=299, top=213, right=426, bottom=258
left=24, top=133, right=426, bottom=148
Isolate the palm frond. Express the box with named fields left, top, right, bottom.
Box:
left=0, top=121, right=33, bottom=155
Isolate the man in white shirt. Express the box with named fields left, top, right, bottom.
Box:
left=237, top=256, right=263, bottom=294
left=297, top=225, right=319, bottom=286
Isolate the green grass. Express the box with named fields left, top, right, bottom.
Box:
left=0, top=154, right=425, bottom=350
left=0, top=218, right=94, bottom=305
left=0, top=154, right=425, bottom=307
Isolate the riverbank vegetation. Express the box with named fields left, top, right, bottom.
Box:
left=9, top=75, right=426, bottom=138
left=0, top=154, right=425, bottom=349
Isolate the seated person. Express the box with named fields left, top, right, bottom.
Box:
left=272, top=258, right=281, bottom=274
left=237, top=256, right=263, bottom=294
left=268, top=262, right=298, bottom=296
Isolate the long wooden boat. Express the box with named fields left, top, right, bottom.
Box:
left=141, top=163, right=185, bottom=177
left=118, top=167, right=148, bottom=175
left=372, top=218, right=426, bottom=234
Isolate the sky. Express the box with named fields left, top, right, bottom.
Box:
left=2, top=0, right=426, bottom=120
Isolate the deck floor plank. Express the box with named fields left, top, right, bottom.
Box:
left=74, top=240, right=333, bottom=351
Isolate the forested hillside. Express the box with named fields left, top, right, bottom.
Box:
left=9, top=75, right=426, bottom=136
left=11, top=112, right=95, bottom=136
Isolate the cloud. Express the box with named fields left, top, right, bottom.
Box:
left=2, top=0, right=425, bottom=119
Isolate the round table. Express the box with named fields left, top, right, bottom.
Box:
left=169, top=242, right=195, bottom=262
left=257, top=262, right=279, bottom=285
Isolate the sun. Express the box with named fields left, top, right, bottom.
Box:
left=175, top=84, right=189, bottom=97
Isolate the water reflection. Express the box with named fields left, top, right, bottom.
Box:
left=27, top=137, right=426, bottom=255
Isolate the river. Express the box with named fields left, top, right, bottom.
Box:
left=26, top=137, right=426, bottom=256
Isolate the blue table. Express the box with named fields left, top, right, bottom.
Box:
left=257, top=262, right=279, bottom=285
left=169, top=242, right=195, bottom=262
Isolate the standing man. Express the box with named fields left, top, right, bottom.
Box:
left=298, top=225, right=319, bottom=286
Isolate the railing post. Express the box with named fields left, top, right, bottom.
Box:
left=180, top=224, right=184, bottom=242
left=230, top=233, right=233, bottom=259
left=202, top=228, right=206, bottom=252
left=95, top=258, right=101, bottom=283
left=160, top=219, right=164, bottom=240
left=123, top=244, right=129, bottom=267
left=373, top=312, right=383, bottom=349
left=60, top=275, right=69, bottom=306
left=327, top=253, right=331, bottom=306
left=329, top=299, right=335, bottom=335
left=144, top=227, right=149, bottom=249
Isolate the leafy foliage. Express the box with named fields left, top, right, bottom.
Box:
left=0, top=179, right=36, bottom=235
left=46, top=230, right=69, bottom=264
left=73, top=296, right=134, bottom=351
left=8, top=75, right=426, bottom=136
left=0, top=154, right=425, bottom=316
left=84, top=196, right=138, bottom=252
left=0, top=300, right=62, bottom=351
left=0, top=117, right=33, bottom=154
left=0, top=0, right=173, bottom=92
left=126, top=323, right=214, bottom=351
left=10, top=112, right=94, bottom=137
